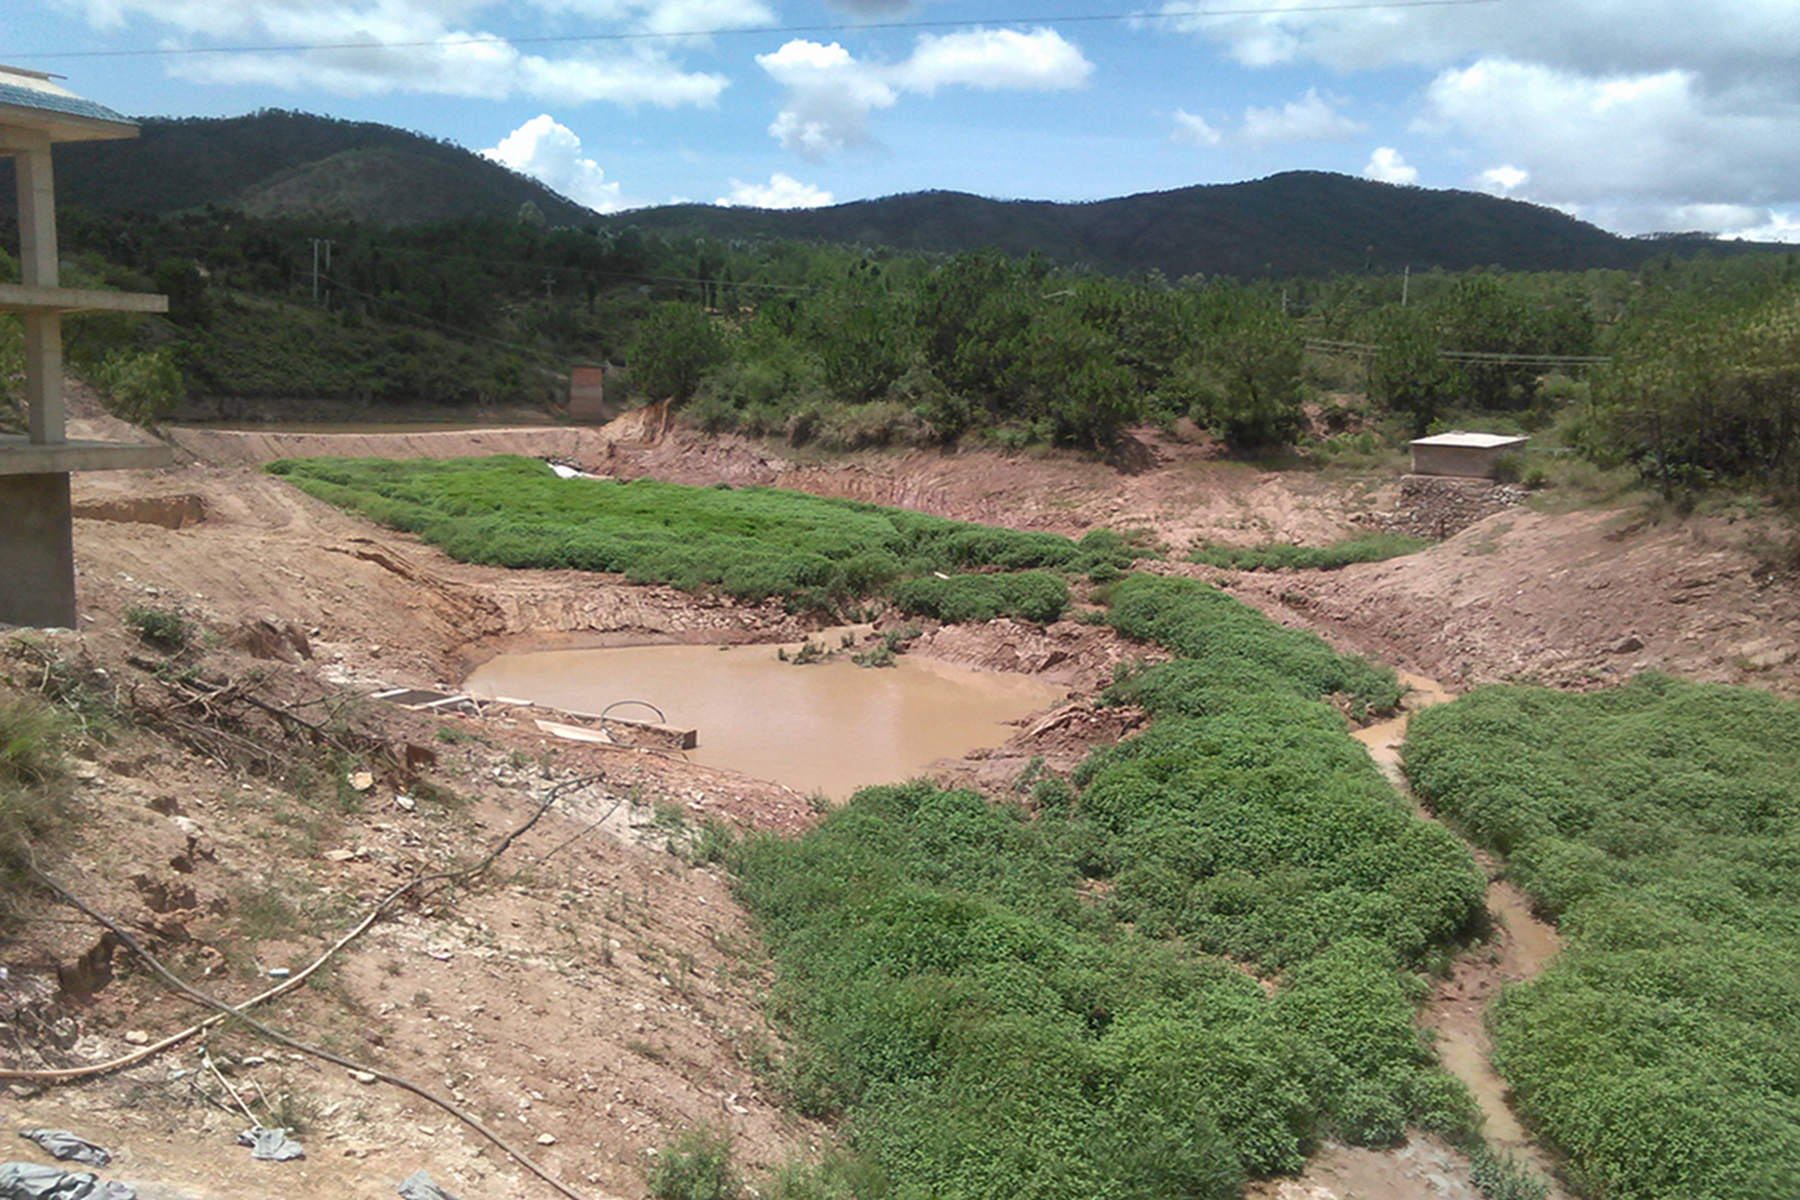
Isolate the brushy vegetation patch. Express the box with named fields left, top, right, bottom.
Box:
left=1105, top=573, right=1404, bottom=716
left=125, top=604, right=195, bottom=652
left=0, top=695, right=73, bottom=915
left=267, top=456, right=1136, bottom=614
left=732, top=572, right=1486, bottom=1197
left=889, top=571, right=1069, bottom=624
left=1189, top=532, right=1432, bottom=572
left=1405, top=674, right=1800, bottom=1199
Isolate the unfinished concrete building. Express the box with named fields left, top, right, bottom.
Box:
left=1409, top=431, right=1528, bottom=479
left=1, top=66, right=169, bottom=628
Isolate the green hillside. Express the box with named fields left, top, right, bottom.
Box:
left=7, top=109, right=1779, bottom=279
left=18, top=110, right=593, bottom=226
left=610, top=173, right=1685, bottom=279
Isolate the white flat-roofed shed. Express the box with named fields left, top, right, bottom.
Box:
left=1410, top=432, right=1528, bottom=479
left=1, top=66, right=170, bottom=628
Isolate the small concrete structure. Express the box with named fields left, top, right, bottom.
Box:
left=0, top=65, right=170, bottom=627
left=567, top=363, right=613, bottom=424
left=1409, top=431, right=1528, bottom=479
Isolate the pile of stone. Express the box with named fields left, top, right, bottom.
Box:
left=1356, top=474, right=1530, bottom=540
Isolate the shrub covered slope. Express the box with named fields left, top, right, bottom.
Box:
left=267, top=455, right=1133, bottom=616
left=733, top=573, right=1485, bottom=1197
left=1405, top=675, right=1800, bottom=1199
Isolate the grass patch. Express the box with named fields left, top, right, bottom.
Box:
left=1105, top=573, right=1404, bottom=716
left=0, top=695, right=72, bottom=912
left=124, top=604, right=195, bottom=652
left=649, top=1126, right=742, bottom=1200
left=890, top=570, right=1069, bottom=624
left=732, top=570, right=1485, bottom=1197
left=1405, top=674, right=1800, bottom=1198
left=266, top=456, right=1137, bottom=614
left=1188, top=532, right=1431, bottom=571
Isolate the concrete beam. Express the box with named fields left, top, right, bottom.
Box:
left=0, top=283, right=169, bottom=314
left=0, top=473, right=77, bottom=629
left=0, top=437, right=174, bottom=476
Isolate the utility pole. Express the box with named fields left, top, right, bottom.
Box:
left=543, top=271, right=555, bottom=301
left=1401, top=264, right=1410, bottom=307
left=310, top=238, right=333, bottom=306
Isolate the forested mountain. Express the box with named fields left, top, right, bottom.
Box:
left=12, top=109, right=1775, bottom=279
left=19, top=111, right=594, bottom=226
left=609, top=174, right=1703, bottom=279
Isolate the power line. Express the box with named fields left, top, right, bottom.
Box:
left=5, top=0, right=1499, bottom=60
left=1307, top=337, right=1612, bottom=367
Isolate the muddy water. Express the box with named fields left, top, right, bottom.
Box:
left=464, top=639, right=1067, bottom=799
left=1352, top=672, right=1569, bottom=1196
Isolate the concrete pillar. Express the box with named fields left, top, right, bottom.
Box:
left=14, top=140, right=64, bottom=445
left=0, top=472, right=77, bottom=629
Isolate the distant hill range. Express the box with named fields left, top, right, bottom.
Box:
left=40, top=110, right=595, bottom=227
left=29, top=109, right=1781, bottom=278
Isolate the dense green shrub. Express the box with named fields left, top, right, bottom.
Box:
left=890, top=571, right=1069, bottom=624
left=648, top=1126, right=741, bottom=1200
left=269, top=456, right=1141, bottom=614
left=125, top=604, right=194, bottom=651
left=1406, top=674, right=1800, bottom=1198
left=0, top=695, right=72, bottom=917
left=1106, top=573, right=1404, bottom=715
left=1189, top=532, right=1431, bottom=572
left=736, top=573, right=1484, bottom=1196
left=94, top=347, right=183, bottom=426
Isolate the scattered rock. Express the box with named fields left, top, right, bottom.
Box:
left=122, top=1030, right=150, bottom=1047
left=1738, top=638, right=1797, bottom=671
left=349, top=1070, right=378, bottom=1085
left=1609, top=635, right=1644, bottom=654
left=534, top=1133, right=556, bottom=1146
left=349, top=772, right=375, bottom=793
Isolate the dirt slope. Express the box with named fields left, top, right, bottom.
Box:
left=1229, top=506, right=1800, bottom=696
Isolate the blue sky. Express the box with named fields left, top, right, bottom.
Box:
left=7, top=1, right=1797, bottom=240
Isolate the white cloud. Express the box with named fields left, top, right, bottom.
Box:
left=757, top=40, right=899, bottom=157
left=1151, top=0, right=1800, bottom=93
left=1170, top=109, right=1221, bottom=147
left=1722, top=210, right=1800, bottom=244
left=891, top=28, right=1093, bottom=94
left=58, top=0, right=735, bottom=106
left=482, top=114, right=628, bottom=212
left=758, top=27, right=1091, bottom=159
left=1240, top=87, right=1365, bottom=147
left=1478, top=165, right=1529, bottom=194
left=1148, top=1, right=1799, bottom=235
left=1362, top=146, right=1417, bottom=185
left=717, top=172, right=835, bottom=209
left=1419, top=58, right=1800, bottom=229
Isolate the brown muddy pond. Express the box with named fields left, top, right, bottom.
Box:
left=464, top=639, right=1068, bottom=799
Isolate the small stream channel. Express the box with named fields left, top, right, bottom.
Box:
left=463, top=634, right=1067, bottom=800
left=1352, top=672, right=1569, bottom=1197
